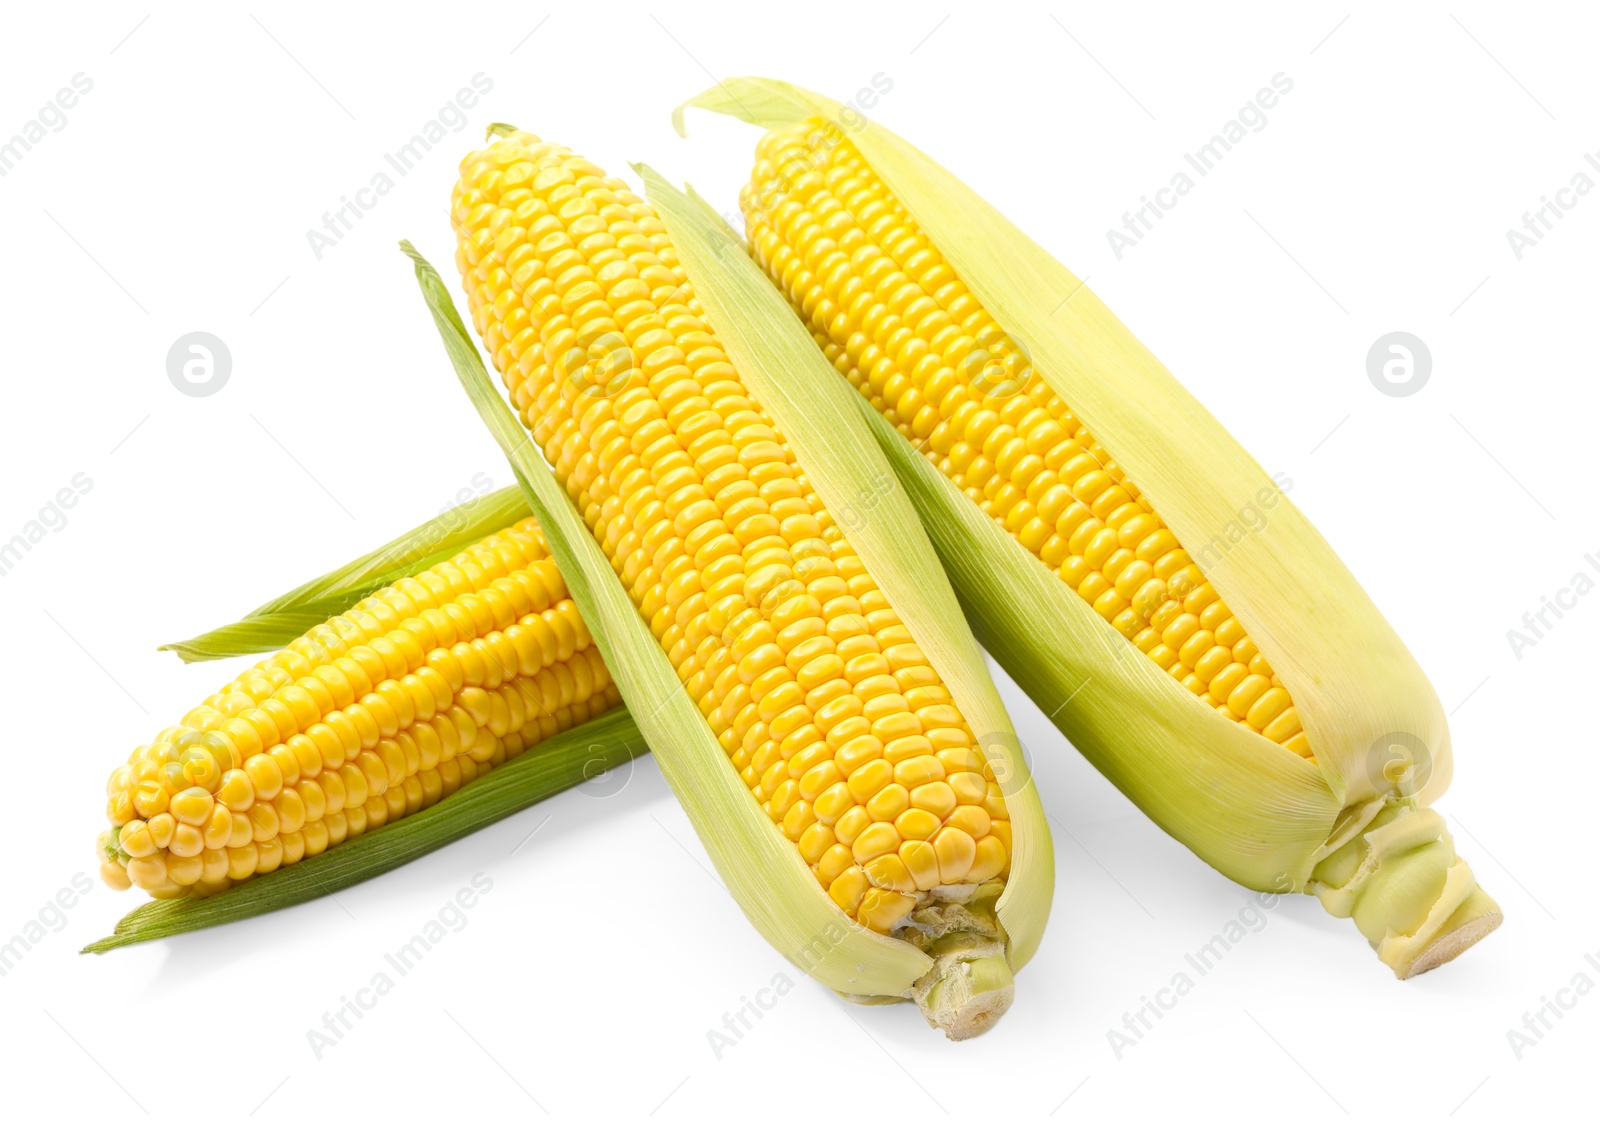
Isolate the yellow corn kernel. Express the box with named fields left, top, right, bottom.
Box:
left=97, top=516, right=618, bottom=897
left=933, top=826, right=978, bottom=884
left=858, top=889, right=917, bottom=933
left=744, top=120, right=1312, bottom=759
left=448, top=129, right=1011, bottom=930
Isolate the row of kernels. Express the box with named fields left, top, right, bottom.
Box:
left=107, top=683, right=620, bottom=895
left=105, top=591, right=591, bottom=829
left=454, top=137, right=1007, bottom=926
left=745, top=122, right=1312, bottom=760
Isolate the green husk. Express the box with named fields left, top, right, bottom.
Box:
left=399, top=240, right=939, bottom=1003
left=677, top=77, right=1499, bottom=976
left=84, top=707, right=644, bottom=953
left=636, top=166, right=1053, bottom=975
left=162, top=486, right=532, bottom=661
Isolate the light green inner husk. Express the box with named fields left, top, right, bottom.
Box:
left=675, top=77, right=1499, bottom=975
left=85, top=707, right=645, bottom=953
left=402, top=239, right=943, bottom=999
left=161, top=486, right=533, bottom=662
left=636, top=165, right=1053, bottom=974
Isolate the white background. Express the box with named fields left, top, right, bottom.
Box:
left=0, top=2, right=1591, bottom=1125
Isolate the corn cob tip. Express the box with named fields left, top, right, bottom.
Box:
left=97, top=512, right=619, bottom=901
left=449, top=130, right=1038, bottom=1003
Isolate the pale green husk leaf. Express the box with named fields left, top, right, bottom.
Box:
left=677, top=79, right=1500, bottom=973
left=637, top=166, right=1053, bottom=971
left=676, top=76, right=1446, bottom=811
left=163, top=486, right=532, bottom=661
left=401, top=241, right=931, bottom=996
left=86, top=707, right=645, bottom=952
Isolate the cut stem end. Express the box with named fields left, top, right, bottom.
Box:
left=915, top=952, right=1015, bottom=1040
left=1310, top=800, right=1502, bottom=977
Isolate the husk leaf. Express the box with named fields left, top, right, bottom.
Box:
left=163, top=486, right=532, bottom=661
left=85, top=706, right=645, bottom=952
left=678, top=79, right=1500, bottom=973
left=401, top=240, right=932, bottom=997
left=637, top=165, right=1052, bottom=971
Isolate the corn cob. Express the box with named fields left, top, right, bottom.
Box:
left=97, top=516, right=620, bottom=898
left=445, top=129, right=1052, bottom=1036
left=744, top=127, right=1308, bottom=758
left=677, top=77, right=1499, bottom=977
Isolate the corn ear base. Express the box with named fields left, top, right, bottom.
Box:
left=401, top=240, right=947, bottom=1006
left=678, top=78, right=1499, bottom=976
left=638, top=166, right=1053, bottom=975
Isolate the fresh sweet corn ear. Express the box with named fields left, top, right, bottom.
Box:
left=99, top=517, right=621, bottom=898
left=743, top=124, right=1309, bottom=758
left=677, top=77, right=1499, bottom=978
left=432, top=126, right=1051, bottom=1037
left=454, top=137, right=1010, bottom=918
